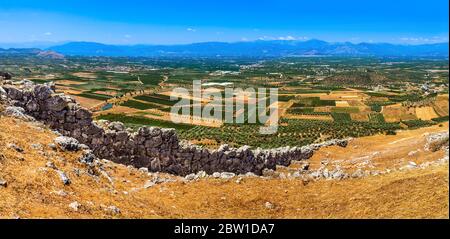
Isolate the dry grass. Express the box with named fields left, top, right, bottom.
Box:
left=335, top=100, right=350, bottom=107
left=71, top=72, right=97, bottom=79
left=0, top=116, right=448, bottom=219
left=433, top=95, right=450, bottom=117
left=303, top=122, right=449, bottom=172
left=93, top=91, right=118, bottom=96
left=350, top=112, right=369, bottom=122
left=56, top=80, right=88, bottom=85
left=415, top=106, right=439, bottom=120
left=382, top=104, right=417, bottom=122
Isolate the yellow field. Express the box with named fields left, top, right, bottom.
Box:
left=433, top=95, right=449, bottom=117
left=350, top=112, right=369, bottom=121
left=415, top=106, right=439, bottom=120
left=335, top=100, right=350, bottom=107
left=284, top=114, right=333, bottom=121
left=71, top=72, right=97, bottom=79
left=56, top=80, right=88, bottom=85
left=93, top=91, right=118, bottom=96
left=71, top=95, right=103, bottom=109
left=382, top=104, right=417, bottom=122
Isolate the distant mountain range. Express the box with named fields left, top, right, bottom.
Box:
left=47, top=40, right=449, bottom=57
left=1, top=40, right=449, bottom=57
left=0, top=48, right=42, bottom=55
left=0, top=48, right=64, bottom=59
left=0, top=41, right=68, bottom=49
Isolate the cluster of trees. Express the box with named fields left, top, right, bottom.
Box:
left=179, top=117, right=402, bottom=149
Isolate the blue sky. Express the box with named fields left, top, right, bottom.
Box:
left=0, top=0, right=448, bottom=45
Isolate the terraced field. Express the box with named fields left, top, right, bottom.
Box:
left=2, top=56, right=448, bottom=150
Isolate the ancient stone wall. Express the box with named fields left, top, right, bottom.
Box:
left=0, top=80, right=348, bottom=175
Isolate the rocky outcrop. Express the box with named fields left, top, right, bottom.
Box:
left=425, top=132, right=449, bottom=152
left=0, top=71, right=12, bottom=80
left=3, top=106, right=35, bottom=121
left=0, top=80, right=348, bottom=175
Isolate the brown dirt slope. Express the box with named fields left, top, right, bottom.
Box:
left=0, top=116, right=448, bottom=219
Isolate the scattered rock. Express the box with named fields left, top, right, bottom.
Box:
left=31, top=143, right=43, bottom=150
left=53, top=190, right=67, bottom=197
left=408, top=150, right=419, bottom=156
left=7, top=143, right=23, bottom=153
left=106, top=205, right=121, bottom=214
left=108, top=122, right=126, bottom=131
left=54, top=136, right=80, bottom=151
left=351, top=169, right=365, bottom=178
left=138, top=167, right=149, bottom=173
left=79, top=144, right=90, bottom=150
left=0, top=86, right=6, bottom=100
left=57, top=170, right=71, bottom=185
left=184, top=173, right=196, bottom=181
left=330, top=168, right=347, bottom=180
left=144, top=180, right=156, bottom=188
left=48, top=143, right=57, bottom=150
left=265, top=202, right=275, bottom=209
left=45, top=161, right=56, bottom=169
left=244, top=172, right=257, bottom=177
left=220, top=172, right=236, bottom=179
left=299, top=161, right=310, bottom=171
left=196, top=171, right=207, bottom=179
left=69, top=201, right=81, bottom=211
left=0, top=179, right=7, bottom=187
left=79, top=150, right=96, bottom=164
left=2, top=106, right=34, bottom=121
left=235, top=177, right=243, bottom=184
left=425, top=132, right=449, bottom=152
left=262, top=169, right=276, bottom=177
left=73, top=168, right=82, bottom=177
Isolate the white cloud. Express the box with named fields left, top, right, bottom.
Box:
left=43, top=32, right=52, bottom=36
left=278, top=35, right=296, bottom=40
left=258, top=36, right=309, bottom=41
left=399, top=36, right=448, bottom=44
left=258, top=36, right=274, bottom=40
left=124, top=34, right=132, bottom=38
left=186, top=28, right=196, bottom=32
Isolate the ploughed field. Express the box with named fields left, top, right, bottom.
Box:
left=94, top=90, right=448, bottom=149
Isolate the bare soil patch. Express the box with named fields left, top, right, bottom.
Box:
left=72, top=72, right=97, bottom=79
left=415, top=106, right=439, bottom=120
left=382, top=104, right=417, bottom=122
left=71, top=96, right=103, bottom=109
